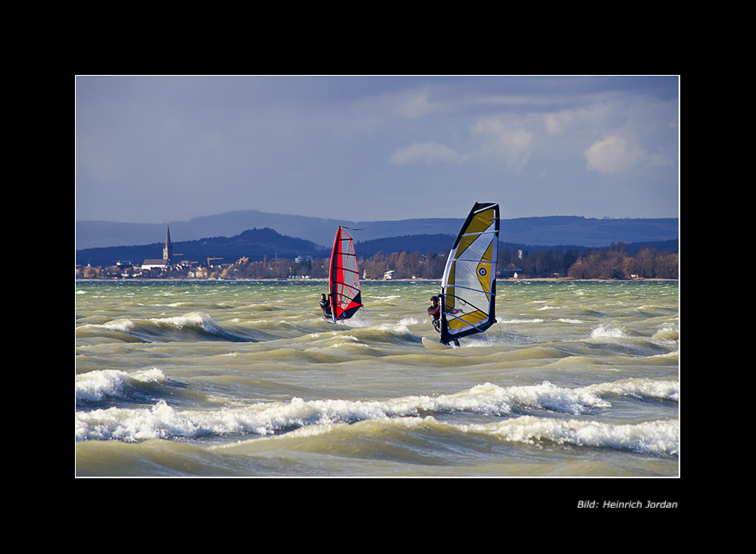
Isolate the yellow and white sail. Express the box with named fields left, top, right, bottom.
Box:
left=440, top=202, right=499, bottom=344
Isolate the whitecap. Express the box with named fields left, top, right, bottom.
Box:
left=74, top=379, right=675, bottom=445
left=500, top=318, right=545, bottom=324
left=76, top=368, right=166, bottom=403
left=590, top=324, right=628, bottom=339
left=472, top=416, right=679, bottom=456
left=587, top=379, right=679, bottom=402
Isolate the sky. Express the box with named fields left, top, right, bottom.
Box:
left=75, top=75, right=679, bottom=224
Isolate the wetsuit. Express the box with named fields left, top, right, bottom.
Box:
left=320, top=295, right=332, bottom=317
left=427, top=303, right=441, bottom=333
left=428, top=300, right=459, bottom=346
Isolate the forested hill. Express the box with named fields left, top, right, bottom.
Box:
left=75, top=228, right=325, bottom=267
left=76, top=226, right=678, bottom=268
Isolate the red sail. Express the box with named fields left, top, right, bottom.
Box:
left=329, top=227, right=363, bottom=321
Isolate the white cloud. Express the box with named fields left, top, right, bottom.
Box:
left=584, top=134, right=647, bottom=175
left=389, top=141, right=466, bottom=166
left=472, top=117, right=534, bottom=170
left=353, top=88, right=446, bottom=120
left=543, top=111, right=574, bottom=136
left=390, top=90, right=439, bottom=118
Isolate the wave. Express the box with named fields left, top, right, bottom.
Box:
left=76, top=378, right=679, bottom=456
left=590, top=324, right=630, bottom=339
left=76, top=368, right=166, bottom=404
left=76, top=312, right=255, bottom=343
left=471, top=416, right=678, bottom=456
left=254, top=412, right=678, bottom=459
left=590, top=323, right=678, bottom=344
left=585, top=378, right=679, bottom=402
left=588, top=323, right=678, bottom=357
left=652, top=325, right=679, bottom=342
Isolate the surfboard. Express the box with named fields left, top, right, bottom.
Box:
left=422, top=336, right=453, bottom=350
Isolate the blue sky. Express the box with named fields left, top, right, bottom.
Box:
left=75, top=75, right=679, bottom=224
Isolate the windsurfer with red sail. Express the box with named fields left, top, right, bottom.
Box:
left=320, top=293, right=332, bottom=318
left=324, top=226, right=363, bottom=323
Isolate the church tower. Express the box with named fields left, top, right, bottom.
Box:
left=163, top=224, right=173, bottom=263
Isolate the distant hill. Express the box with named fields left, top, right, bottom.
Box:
left=356, top=234, right=456, bottom=257
left=76, top=224, right=678, bottom=268
left=75, top=228, right=324, bottom=267
left=356, top=234, right=678, bottom=259
left=75, top=210, right=678, bottom=250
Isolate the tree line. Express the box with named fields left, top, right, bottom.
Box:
left=77, top=242, right=677, bottom=280
left=565, top=243, right=678, bottom=279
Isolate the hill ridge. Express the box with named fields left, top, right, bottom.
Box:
left=76, top=209, right=678, bottom=250
left=75, top=225, right=678, bottom=268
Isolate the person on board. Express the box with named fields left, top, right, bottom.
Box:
left=320, top=293, right=332, bottom=318
left=427, top=296, right=441, bottom=333
left=427, top=295, right=460, bottom=347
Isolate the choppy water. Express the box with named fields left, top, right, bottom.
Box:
left=75, top=279, right=679, bottom=478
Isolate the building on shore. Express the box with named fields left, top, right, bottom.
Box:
left=142, top=225, right=173, bottom=270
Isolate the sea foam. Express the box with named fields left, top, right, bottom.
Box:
left=75, top=368, right=166, bottom=403
left=475, top=416, right=679, bottom=456
left=75, top=379, right=677, bottom=444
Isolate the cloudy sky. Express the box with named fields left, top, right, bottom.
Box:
left=75, top=75, right=679, bottom=224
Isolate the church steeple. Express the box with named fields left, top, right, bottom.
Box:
left=163, top=224, right=173, bottom=263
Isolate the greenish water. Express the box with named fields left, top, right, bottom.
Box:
left=76, top=279, right=679, bottom=478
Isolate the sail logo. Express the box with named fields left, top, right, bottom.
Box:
left=478, top=267, right=487, bottom=277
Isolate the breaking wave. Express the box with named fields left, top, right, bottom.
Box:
left=75, top=377, right=678, bottom=456
left=76, top=312, right=255, bottom=343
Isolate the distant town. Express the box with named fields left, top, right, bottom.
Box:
left=76, top=225, right=678, bottom=281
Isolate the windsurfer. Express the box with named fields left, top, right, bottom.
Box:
left=427, top=296, right=459, bottom=346
left=427, top=296, right=441, bottom=333
left=320, top=293, right=332, bottom=318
